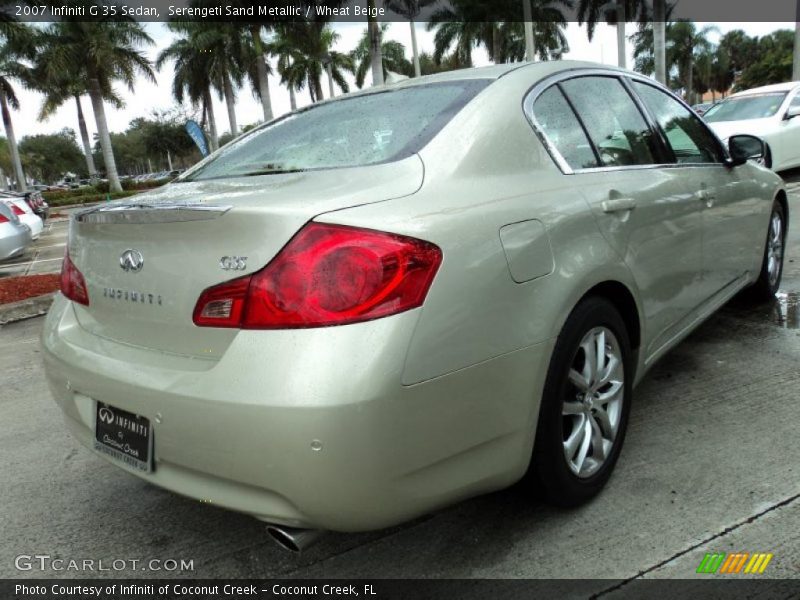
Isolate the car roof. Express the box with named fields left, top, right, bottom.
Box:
left=732, top=81, right=800, bottom=96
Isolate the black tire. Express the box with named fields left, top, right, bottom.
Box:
left=747, top=200, right=786, bottom=302
left=528, top=297, right=633, bottom=507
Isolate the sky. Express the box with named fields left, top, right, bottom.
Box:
left=10, top=20, right=795, bottom=145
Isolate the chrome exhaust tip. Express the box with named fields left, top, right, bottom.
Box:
left=266, top=524, right=323, bottom=553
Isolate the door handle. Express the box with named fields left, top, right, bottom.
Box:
left=602, top=197, right=637, bottom=213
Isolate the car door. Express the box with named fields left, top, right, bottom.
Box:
left=531, top=74, right=706, bottom=358
left=631, top=80, right=759, bottom=300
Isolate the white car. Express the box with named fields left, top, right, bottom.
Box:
left=704, top=81, right=800, bottom=171
left=3, top=198, right=43, bottom=239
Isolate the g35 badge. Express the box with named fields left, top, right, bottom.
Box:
left=220, top=256, right=248, bottom=271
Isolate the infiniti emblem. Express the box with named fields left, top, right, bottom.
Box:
left=120, top=249, right=144, bottom=273
left=99, top=406, right=115, bottom=424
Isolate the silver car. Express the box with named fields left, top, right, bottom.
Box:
left=0, top=201, right=32, bottom=261
left=42, top=62, right=785, bottom=549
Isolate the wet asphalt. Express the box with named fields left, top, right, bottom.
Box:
left=1, top=176, right=800, bottom=588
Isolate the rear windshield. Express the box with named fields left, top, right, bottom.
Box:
left=704, top=92, right=788, bottom=122
left=183, top=80, right=489, bottom=181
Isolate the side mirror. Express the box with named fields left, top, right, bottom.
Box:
left=727, top=134, right=765, bottom=167
left=784, top=105, right=800, bottom=120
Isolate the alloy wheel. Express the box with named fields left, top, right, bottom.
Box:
left=562, top=327, right=625, bottom=479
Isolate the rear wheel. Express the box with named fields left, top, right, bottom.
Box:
left=529, top=297, right=632, bottom=506
left=747, top=200, right=785, bottom=301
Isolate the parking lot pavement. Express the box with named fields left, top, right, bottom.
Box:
left=1, top=191, right=800, bottom=588
left=0, top=216, right=68, bottom=278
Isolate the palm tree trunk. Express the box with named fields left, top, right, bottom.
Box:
left=492, top=23, right=501, bottom=63
left=87, top=78, right=121, bottom=192
left=289, top=83, right=297, bottom=110
left=0, top=168, right=7, bottom=190
left=367, top=1, right=384, bottom=86
left=326, top=62, right=335, bottom=98
left=167, top=150, right=173, bottom=171
left=1, top=92, right=26, bottom=192
left=522, top=0, right=535, bottom=61
left=686, top=60, right=694, bottom=104
left=250, top=25, right=274, bottom=121
left=74, top=95, right=97, bottom=179
left=654, top=0, right=667, bottom=85
left=410, top=19, right=421, bottom=77
left=616, top=1, right=626, bottom=69
left=204, top=88, right=219, bottom=152
left=223, top=76, right=238, bottom=136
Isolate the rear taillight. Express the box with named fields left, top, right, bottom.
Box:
left=8, top=203, right=24, bottom=216
left=60, top=252, right=90, bottom=306
left=0, top=212, right=8, bottom=223
left=193, top=223, right=442, bottom=329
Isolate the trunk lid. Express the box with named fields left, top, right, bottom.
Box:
left=68, top=157, right=423, bottom=358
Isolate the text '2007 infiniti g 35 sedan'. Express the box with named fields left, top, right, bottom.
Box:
left=43, top=61, right=787, bottom=549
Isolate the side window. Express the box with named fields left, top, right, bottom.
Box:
left=532, top=86, right=599, bottom=170
left=633, top=81, right=723, bottom=164
left=789, top=93, right=800, bottom=110
left=560, top=76, right=657, bottom=167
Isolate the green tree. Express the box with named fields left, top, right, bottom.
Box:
left=427, top=0, right=569, bottom=67
left=577, top=0, right=648, bottom=68
left=274, top=23, right=353, bottom=101
left=351, top=25, right=412, bottom=89
left=31, top=32, right=125, bottom=180
left=19, top=128, right=86, bottom=183
left=157, top=26, right=220, bottom=151
left=0, top=24, right=33, bottom=191
left=737, top=30, right=795, bottom=90
left=41, top=16, right=155, bottom=192
left=385, top=0, right=437, bottom=77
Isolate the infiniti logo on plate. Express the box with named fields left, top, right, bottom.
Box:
left=119, top=249, right=144, bottom=273
left=98, top=406, right=115, bottom=424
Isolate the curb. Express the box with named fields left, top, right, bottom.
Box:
left=0, top=292, right=55, bottom=325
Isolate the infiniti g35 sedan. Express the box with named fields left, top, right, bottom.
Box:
left=43, top=61, right=786, bottom=546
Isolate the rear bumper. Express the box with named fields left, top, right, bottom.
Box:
left=42, top=294, right=551, bottom=532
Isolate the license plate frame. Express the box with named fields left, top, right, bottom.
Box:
left=93, top=402, right=153, bottom=473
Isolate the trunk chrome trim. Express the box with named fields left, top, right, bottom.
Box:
left=74, top=202, right=233, bottom=224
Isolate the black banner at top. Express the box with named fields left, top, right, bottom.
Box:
left=2, top=0, right=800, bottom=23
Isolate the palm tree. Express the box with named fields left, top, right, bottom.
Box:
left=198, top=23, right=249, bottom=136
left=669, top=21, right=717, bottom=104
left=31, top=38, right=125, bottom=180
left=157, top=28, right=219, bottom=151
left=0, top=43, right=27, bottom=191
left=631, top=16, right=715, bottom=103
left=352, top=25, right=413, bottom=89
left=385, top=0, right=437, bottom=77
left=428, top=1, right=569, bottom=66
left=367, top=0, right=384, bottom=86
left=577, top=0, right=648, bottom=68
left=170, top=22, right=247, bottom=137
left=272, top=23, right=353, bottom=102
left=42, top=17, right=154, bottom=192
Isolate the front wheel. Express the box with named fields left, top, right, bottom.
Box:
left=747, top=200, right=786, bottom=301
left=528, top=297, right=632, bottom=507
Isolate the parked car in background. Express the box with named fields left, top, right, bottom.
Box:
left=43, top=62, right=786, bottom=548
left=704, top=81, right=800, bottom=171
left=0, top=201, right=31, bottom=261
left=692, top=102, right=714, bottom=116
left=3, top=197, right=43, bottom=240
left=1, top=190, right=50, bottom=222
